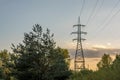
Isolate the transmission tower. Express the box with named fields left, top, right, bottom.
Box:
left=71, top=17, right=87, bottom=71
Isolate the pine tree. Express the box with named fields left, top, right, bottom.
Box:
left=12, top=24, right=71, bottom=80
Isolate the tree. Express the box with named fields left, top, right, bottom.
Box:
left=111, top=55, right=120, bottom=79
left=0, top=50, right=11, bottom=80
left=56, top=47, right=70, bottom=65
left=97, top=54, right=112, bottom=69
left=12, top=24, right=71, bottom=80
left=69, top=69, right=93, bottom=80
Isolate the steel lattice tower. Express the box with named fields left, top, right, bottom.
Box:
left=71, top=17, right=87, bottom=71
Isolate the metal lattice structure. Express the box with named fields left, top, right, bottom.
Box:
left=71, top=17, right=87, bottom=71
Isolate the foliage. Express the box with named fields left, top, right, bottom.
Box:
left=70, top=54, right=120, bottom=80
left=1, top=24, right=120, bottom=80
left=0, top=50, right=15, bottom=80
left=97, top=53, right=112, bottom=69
left=69, top=69, right=93, bottom=80
left=56, top=47, right=70, bottom=65
left=11, top=24, right=71, bottom=80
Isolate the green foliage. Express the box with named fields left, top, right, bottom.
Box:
left=0, top=50, right=15, bottom=80
left=2, top=24, right=120, bottom=80
left=56, top=47, right=70, bottom=65
left=12, top=24, right=71, bottom=80
left=111, top=55, right=120, bottom=80
left=70, top=69, right=93, bottom=80
left=97, top=53, right=112, bottom=69
left=57, top=47, right=70, bottom=58
left=70, top=54, right=120, bottom=80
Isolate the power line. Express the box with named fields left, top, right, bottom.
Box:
left=89, top=0, right=104, bottom=25
left=98, top=5, right=120, bottom=33
left=89, top=0, right=120, bottom=40
left=80, top=0, right=85, bottom=17
left=87, top=0, right=120, bottom=39
left=86, top=0, right=99, bottom=26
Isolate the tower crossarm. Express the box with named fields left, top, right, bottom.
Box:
left=73, top=24, right=85, bottom=27
left=73, top=38, right=86, bottom=41
left=81, top=31, right=87, bottom=35
left=71, top=31, right=87, bottom=35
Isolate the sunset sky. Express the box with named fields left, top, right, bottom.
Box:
left=1, top=0, right=120, bottom=50
left=1, top=0, right=120, bottom=69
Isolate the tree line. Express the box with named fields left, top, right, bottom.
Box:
left=0, top=24, right=120, bottom=80
left=70, top=54, right=120, bottom=80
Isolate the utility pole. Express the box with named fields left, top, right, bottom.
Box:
left=71, top=16, right=87, bottom=71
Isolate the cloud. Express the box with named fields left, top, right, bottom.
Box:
left=92, top=45, right=107, bottom=49
left=68, top=44, right=119, bottom=70
left=68, top=48, right=120, bottom=58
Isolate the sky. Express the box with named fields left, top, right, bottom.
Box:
left=1, top=0, right=120, bottom=51
left=1, top=0, right=120, bottom=70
